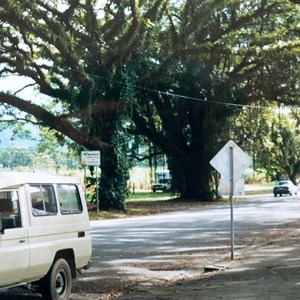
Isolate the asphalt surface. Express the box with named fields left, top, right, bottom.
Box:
left=86, top=194, right=300, bottom=299
left=2, top=194, right=300, bottom=299
left=89, top=194, right=300, bottom=278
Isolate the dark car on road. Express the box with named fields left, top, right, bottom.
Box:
left=273, top=180, right=298, bottom=197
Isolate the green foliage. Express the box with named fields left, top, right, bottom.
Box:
left=0, top=147, right=33, bottom=169
left=37, top=127, right=80, bottom=170
left=0, top=0, right=300, bottom=205
left=0, top=0, right=151, bottom=209
left=0, top=143, right=80, bottom=172
left=232, top=105, right=300, bottom=184
left=262, top=110, right=300, bottom=183
left=128, top=0, right=300, bottom=200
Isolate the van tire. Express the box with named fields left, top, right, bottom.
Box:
left=41, top=258, right=72, bottom=300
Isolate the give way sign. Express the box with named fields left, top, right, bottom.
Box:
left=210, top=140, right=252, bottom=182
left=210, top=140, right=252, bottom=260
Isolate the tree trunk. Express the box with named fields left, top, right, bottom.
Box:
left=98, top=147, right=128, bottom=211
left=95, top=118, right=129, bottom=210
left=170, top=129, right=215, bottom=201
left=172, top=156, right=212, bottom=200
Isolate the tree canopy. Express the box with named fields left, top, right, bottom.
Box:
left=128, top=0, right=300, bottom=198
left=0, top=0, right=300, bottom=205
left=0, top=0, right=168, bottom=209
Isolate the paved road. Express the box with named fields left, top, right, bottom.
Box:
left=3, top=194, right=300, bottom=299
left=91, top=194, right=300, bottom=274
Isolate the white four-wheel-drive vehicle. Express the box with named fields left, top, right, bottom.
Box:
left=0, top=172, right=92, bottom=300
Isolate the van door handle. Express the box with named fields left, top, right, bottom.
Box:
left=78, top=231, right=85, bottom=238
left=19, top=240, right=25, bottom=243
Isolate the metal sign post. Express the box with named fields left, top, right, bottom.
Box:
left=229, top=146, right=234, bottom=260
left=84, top=166, right=87, bottom=199
left=95, top=165, right=99, bottom=215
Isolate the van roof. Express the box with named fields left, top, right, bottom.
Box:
left=0, top=172, right=80, bottom=189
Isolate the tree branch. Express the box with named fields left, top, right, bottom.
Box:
left=0, top=92, right=111, bottom=151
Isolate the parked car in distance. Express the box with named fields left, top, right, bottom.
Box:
left=152, top=180, right=171, bottom=193
left=273, top=180, right=298, bottom=197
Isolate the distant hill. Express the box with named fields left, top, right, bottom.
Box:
left=0, top=127, right=40, bottom=148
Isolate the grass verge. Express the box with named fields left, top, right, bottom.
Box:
left=89, top=192, right=226, bottom=220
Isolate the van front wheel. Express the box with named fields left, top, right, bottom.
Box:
left=41, top=258, right=72, bottom=300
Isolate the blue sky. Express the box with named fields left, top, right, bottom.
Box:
left=0, top=75, right=41, bottom=148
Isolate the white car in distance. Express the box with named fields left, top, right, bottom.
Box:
left=273, top=180, right=298, bottom=197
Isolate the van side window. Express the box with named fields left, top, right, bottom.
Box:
left=0, top=191, right=21, bottom=229
left=30, top=185, right=57, bottom=216
left=57, top=184, right=83, bottom=214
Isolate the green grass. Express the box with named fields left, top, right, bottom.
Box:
left=244, top=183, right=273, bottom=195
left=126, top=191, right=178, bottom=202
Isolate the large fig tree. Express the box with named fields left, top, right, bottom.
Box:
left=0, top=0, right=299, bottom=204
left=0, top=0, right=167, bottom=209
left=129, top=0, right=300, bottom=199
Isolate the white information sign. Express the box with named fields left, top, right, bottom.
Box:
left=81, top=151, right=101, bottom=166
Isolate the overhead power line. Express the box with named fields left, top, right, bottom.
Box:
left=0, top=70, right=273, bottom=110
left=71, top=69, right=272, bottom=111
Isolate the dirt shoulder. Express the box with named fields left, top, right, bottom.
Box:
left=90, top=198, right=228, bottom=220
left=116, top=221, right=300, bottom=300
